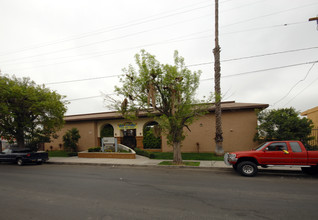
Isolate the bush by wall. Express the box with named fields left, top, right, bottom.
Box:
left=143, top=129, right=161, bottom=149
left=135, top=148, right=155, bottom=159
left=88, top=147, right=101, bottom=152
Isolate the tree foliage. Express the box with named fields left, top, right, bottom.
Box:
left=63, top=128, right=81, bottom=152
left=0, top=75, right=67, bottom=148
left=110, top=50, right=210, bottom=164
left=255, top=108, right=313, bottom=143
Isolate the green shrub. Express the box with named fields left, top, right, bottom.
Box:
left=143, top=128, right=161, bottom=149
left=63, top=128, right=81, bottom=152
left=135, top=148, right=155, bottom=158
left=67, top=152, right=78, bottom=157
left=88, top=147, right=101, bottom=152
left=48, top=150, right=77, bottom=157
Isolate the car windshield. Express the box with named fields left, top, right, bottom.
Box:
left=254, top=142, right=268, bottom=151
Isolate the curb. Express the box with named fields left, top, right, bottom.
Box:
left=46, top=161, right=232, bottom=170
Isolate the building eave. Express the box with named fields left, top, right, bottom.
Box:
left=64, top=101, right=269, bottom=122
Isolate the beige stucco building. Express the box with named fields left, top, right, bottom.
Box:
left=301, top=106, right=318, bottom=127
left=301, top=106, right=318, bottom=146
left=44, top=101, right=268, bottom=153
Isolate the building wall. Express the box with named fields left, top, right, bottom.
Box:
left=161, top=109, right=258, bottom=153
left=45, top=121, right=97, bottom=151
left=307, top=109, right=318, bottom=127
left=45, top=108, right=259, bottom=152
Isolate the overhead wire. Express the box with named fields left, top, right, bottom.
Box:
left=0, top=0, right=213, bottom=57
left=222, top=1, right=318, bottom=29
left=272, top=62, right=317, bottom=106
left=283, top=74, right=318, bottom=107
left=200, top=60, right=318, bottom=81
left=2, top=22, right=312, bottom=71
left=65, top=61, right=318, bottom=102
left=1, top=1, right=314, bottom=64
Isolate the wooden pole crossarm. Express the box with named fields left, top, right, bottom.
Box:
left=309, top=17, right=318, bottom=22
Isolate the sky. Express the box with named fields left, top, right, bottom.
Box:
left=0, top=0, right=317, bottom=116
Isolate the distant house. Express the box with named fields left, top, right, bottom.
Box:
left=301, top=106, right=318, bottom=146
left=301, top=106, right=318, bottom=127
left=44, top=101, right=268, bottom=153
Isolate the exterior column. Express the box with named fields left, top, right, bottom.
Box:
left=136, top=136, right=144, bottom=149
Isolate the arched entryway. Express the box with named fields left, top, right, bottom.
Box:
left=120, top=122, right=137, bottom=149
left=143, top=121, right=161, bottom=149
left=100, top=124, right=114, bottom=145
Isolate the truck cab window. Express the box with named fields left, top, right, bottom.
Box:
left=267, top=143, right=287, bottom=151
left=290, top=142, right=302, bottom=152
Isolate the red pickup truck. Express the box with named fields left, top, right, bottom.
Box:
left=224, top=141, right=318, bottom=177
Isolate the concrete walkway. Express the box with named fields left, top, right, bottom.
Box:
left=47, top=155, right=228, bottom=168
left=47, top=155, right=302, bottom=172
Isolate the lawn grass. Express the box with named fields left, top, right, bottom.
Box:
left=48, top=151, right=77, bottom=157
left=158, top=161, right=200, bottom=166
left=150, top=152, right=224, bottom=161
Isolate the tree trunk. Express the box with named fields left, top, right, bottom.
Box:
left=16, top=135, right=25, bottom=149
left=173, top=142, right=182, bottom=164
left=213, top=0, right=224, bottom=156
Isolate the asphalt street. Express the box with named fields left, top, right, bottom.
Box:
left=0, top=164, right=317, bottom=220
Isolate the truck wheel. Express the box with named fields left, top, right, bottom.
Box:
left=17, top=158, right=24, bottom=166
left=237, top=161, right=258, bottom=177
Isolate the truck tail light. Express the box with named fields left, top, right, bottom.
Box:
left=27, top=153, right=31, bottom=157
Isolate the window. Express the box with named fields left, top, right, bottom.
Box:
left=290, top=142, right=302, bottom=152
left=267, top=143, right=287, bottom=151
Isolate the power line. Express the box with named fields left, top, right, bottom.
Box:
left=221, top=21, right=306, bottom=35
left=66, top=93, right=117, bottom=102
left=2, top=30, right=213, bottom=72
left=200, top=60, right=318, bottom=81
left=272, top=62, right=316, bottom=106
left=1, top=20, right=309, bottom=69
left=222, top=1, right=318, bottom=29
left=46, top=75, right=122, bottom=85
left=283, top=74, right=318, bottom=107
left=187, top=46, right=318, bottom=67
left=65, top=61, right=318, bottom=102
left=0, top=1, right=212, bottom=58
left=2, top=2, right=315, bottom=64
left=0, top=0, right=261, bottom=59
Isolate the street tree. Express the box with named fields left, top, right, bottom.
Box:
left=0, top=75, right=67, bottom=149
left=109, top=50, right=210, bottom=164
left=254, top=108, right=313, bottom=143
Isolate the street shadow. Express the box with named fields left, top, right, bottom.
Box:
left=258, top=169, right=318, bottom=179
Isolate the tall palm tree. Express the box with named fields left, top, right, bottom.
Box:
left=213, top=0, right=224, bottom=155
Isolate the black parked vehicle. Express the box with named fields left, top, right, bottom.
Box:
left=0, top=148, right=49, bottom=166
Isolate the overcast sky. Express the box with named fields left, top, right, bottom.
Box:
left=0, top=0, right=317, bottom=116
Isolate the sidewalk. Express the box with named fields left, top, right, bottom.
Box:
left=47, top=155, right=302, bottom=172
left=47, top=155, right=228, bottom=168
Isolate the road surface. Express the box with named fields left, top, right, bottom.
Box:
left=0, top=164, right=317, bottom=220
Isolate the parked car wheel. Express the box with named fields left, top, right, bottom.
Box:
left=17, top=158, right=24, bottom=166
left=237, top=161, right=258, bottom=177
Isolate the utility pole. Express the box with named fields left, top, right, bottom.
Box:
left=213, top=0, right=224, bottom=155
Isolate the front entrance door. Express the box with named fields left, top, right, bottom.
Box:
left=122, top=129, right=136, bottom=149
